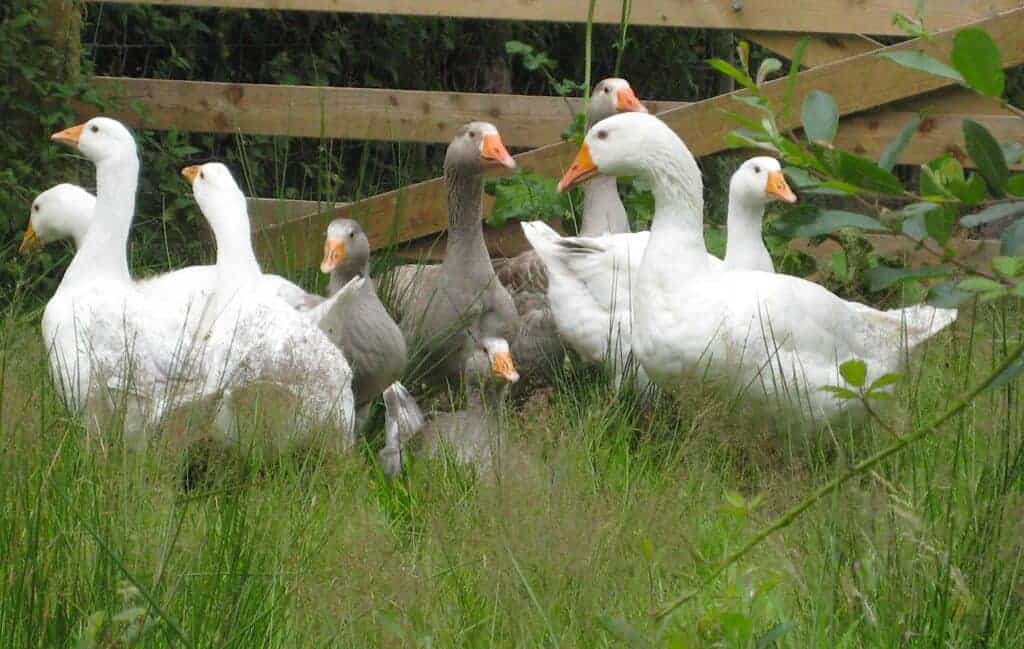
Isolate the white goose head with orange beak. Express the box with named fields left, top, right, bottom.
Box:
left=20, top=184, right=97, bottom=254
left=730, top=156, right=797, bottom=207
left=589, top=78, right=648, bottom=125
left=52, top=117, right=137, bottom=165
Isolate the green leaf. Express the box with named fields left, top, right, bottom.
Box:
left=708, top=58, right=756, bottom=91
left=878, top=50, right=965, bottom=83
left=950, top=28, right=1005, bottom=98
left=925, top=205, right=956, bottom=244
left=879, top=115, right=921, bottom=172
left=947, top=174, right=988, bottom=206
left=988, top=355, right=1024, bottom=392
left=771, top=208, right=887, bottom=238
left=801, top=90, right=839, bottom=143
left=486, top=171, right=568, bottom=226
left=964, top=119, right=1009, bottom=195
left=756, top=57, right=783, bottom=86
left=833, top=151, right=905, bottom=194
left=868, top=373, right=905, bottom=391
left=928, top=281, right=974, bottom=308
left=959, top=201, right=1024, bottom=227
left=993, top=256, right=1024, bottom=278
left=958, top=276, right=1005, bottom=293
left=1007, top=174, right=1024, bottom=197
left=839, top=359, right=867, bottom=387
left=865, top=265, right=951, bottom=292
left=820, top=385, right=860, bottom=400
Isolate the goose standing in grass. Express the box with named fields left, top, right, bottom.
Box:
left=557, top=112, right=956, bottom=420
left=389, top=123, right=519, bottom=389
left=42, top=118, right=204, bottom=441
left=523, top=155, right=797, bottom=385
left=181, top=162, right=356, bottom=451
left=378, top=337, right=518, bottom=476
left=318, top=218, right=423, bottom=436
left=494, top=78, right=648, bottom=393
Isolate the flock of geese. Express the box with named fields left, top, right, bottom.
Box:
left=21, top=77, right=958, bottom=476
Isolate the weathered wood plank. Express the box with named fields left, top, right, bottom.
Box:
left=745, top=30, right=1018, bottom=116
left=254, top=8, right=1024, bottom=270
left=80, top=0, right=1018, bottom=36
left=79, top=77, right=682, bottom=148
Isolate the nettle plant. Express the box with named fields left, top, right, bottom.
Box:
left=712, top=26, right=1024, bottom=311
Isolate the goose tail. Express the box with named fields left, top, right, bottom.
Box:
left=889, top=304, right=958, bottom=350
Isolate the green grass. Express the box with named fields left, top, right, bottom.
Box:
left=3, top=294, right=1024, bottom=648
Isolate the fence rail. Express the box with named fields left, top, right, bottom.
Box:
left=80, top=0, right=1019, bottom=36
left=60, top=1, right=1024, bottom=269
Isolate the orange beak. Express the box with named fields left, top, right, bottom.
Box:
left=19, top=224, right=40, bottom=255
left=615, top=86, right=647, bottom=113
left=51, top=124, right=85, bottom=148
left=480, top=133, right=516, bottom=169
left=765, top=170, right=797, bottom=204
left=181, top=165, right=200, bottom=185
left=490, top=350, right=520, bottom=383
left=557, top=143, right=598, bottom=193
left=320, top=239, right=346, bottom=273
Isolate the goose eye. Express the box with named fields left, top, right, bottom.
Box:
left=90, top=125, right=99, bottom=133
left=349, top=231, right=355, bottom=239
left=468, top=131, right=476, bottom=138
left=603, top=87, right=610, bottom=93
left=199, top=172, right=205, bottom=180
left=33, top=205, right=40, bottom=212
left=753, top=165, right=761, bottom=174
left=596, top=130, right=609, bottom=140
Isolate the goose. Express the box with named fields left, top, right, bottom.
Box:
left=43, top=118, right=206, bottom=442
left=493, top=78, right=648, bottom=392
left=181, top=162, right=356, bottom=451
left=557, top=112, right=956, bottom=420
left=378, top=337, right=518, bottom=476
left=522, top=154, right=796, bottom=384
left=318, top=217, right=423, bottom=435
left=389, top=123, right=520, bottom=388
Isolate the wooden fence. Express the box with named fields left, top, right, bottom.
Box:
left=63, top=0, right=1024, bottom=269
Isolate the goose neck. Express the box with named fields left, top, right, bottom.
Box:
left=580, top=175, right=630, bottom=236
left=723, top=195, right=771, bottom=270
left=209, top=196, right=262, bottom=287
left=443, top=168, right=491, bottom=275
left=642, top=150, right=710, bottom=271
left=62, top=153, right=137, bottom=289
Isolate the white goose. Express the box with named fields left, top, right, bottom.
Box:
left=43, top=118, right=203, bottom=441
left=558, top=112, right=956, bottom=420
left=181, top=162, right=356, bottom=450
left=523, top=154, right=796, bottom=384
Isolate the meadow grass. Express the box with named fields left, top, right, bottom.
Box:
left=3, top=291, right=1024, bottom=648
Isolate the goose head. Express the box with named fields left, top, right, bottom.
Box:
left=588, top=78, right=647, bottom=125
left=20, top=184, right=96, bottom=254
left=444, top=122, right=516, bottom=175
left=464, top=336, right=520, bottom=394
left=558, top=112, right=691, bottom=192
left=51, top=117, right=137, bottom=163
left=320, top=218, right=371, bottom=276
left=730, top=157, right=797, bottom=208
left=181, top=162, right=247, bottom=228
